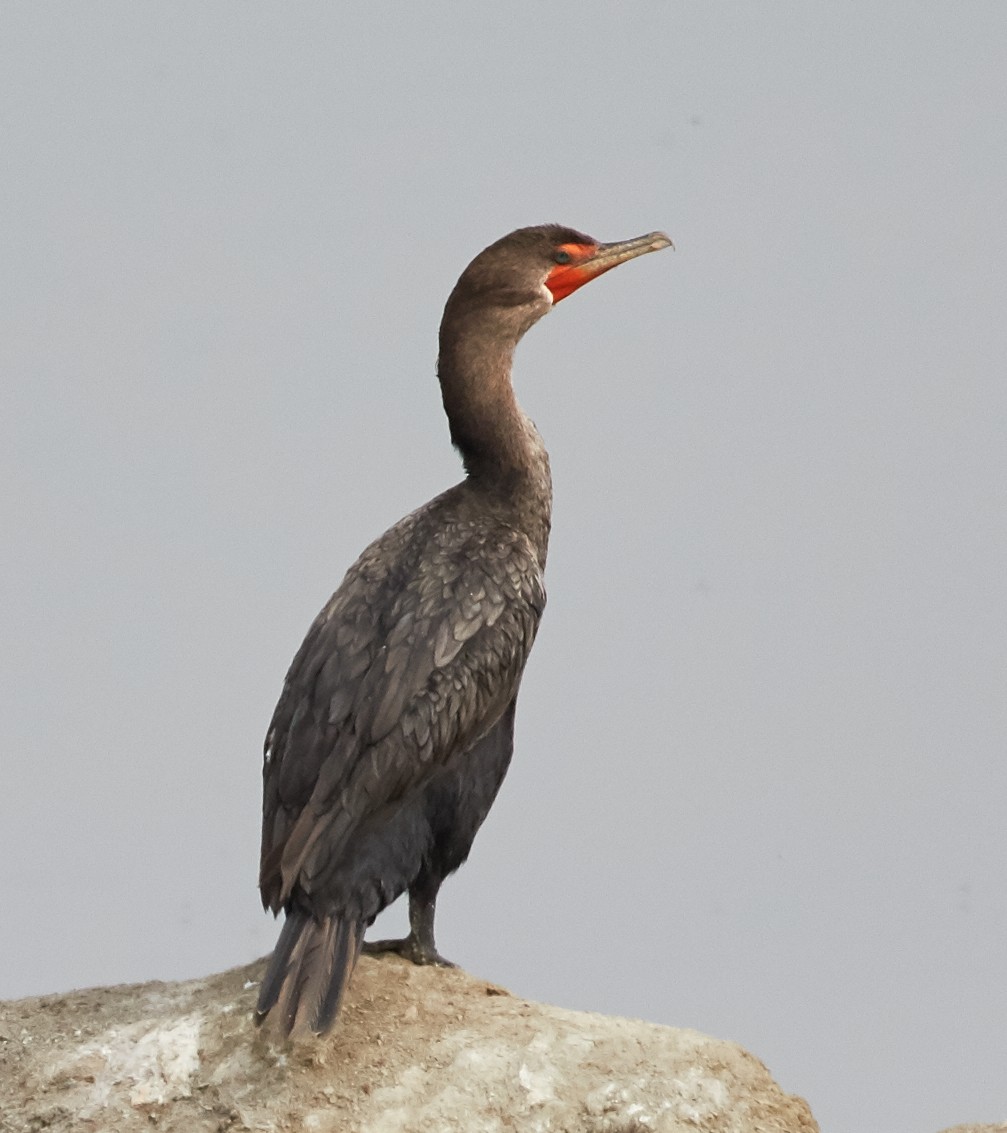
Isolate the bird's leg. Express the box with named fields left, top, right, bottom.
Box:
left=362, top=877, right=457, bottom=967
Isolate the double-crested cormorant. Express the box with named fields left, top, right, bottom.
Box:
left=257, top=224, right=672, bottom=1037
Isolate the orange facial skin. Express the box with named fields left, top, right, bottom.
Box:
left=544, top=243, right=602, bottom=302
left=544, top=231, right=673, bottom=303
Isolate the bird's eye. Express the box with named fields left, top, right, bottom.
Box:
left=552, top=250, right=573, bottom=265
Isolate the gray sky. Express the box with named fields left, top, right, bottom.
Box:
left=2, top=5, right=1005, bottom=1132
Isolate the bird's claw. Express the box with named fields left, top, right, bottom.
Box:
left=362, top=935, right=457, bottom=968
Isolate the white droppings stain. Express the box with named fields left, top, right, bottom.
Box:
left=669, top=1066, right=730, bottom=1122
left=517, top=1061, right=556, bottom=1105
left=584, top=1081, right=629, bottom=1117
left=60, top=1014, right=203, bottom=1110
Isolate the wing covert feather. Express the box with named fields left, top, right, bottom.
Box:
left=259, top=505, right=545, bottom=911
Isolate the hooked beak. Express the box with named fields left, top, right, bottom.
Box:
left=546, top=231, right=674, bottom=303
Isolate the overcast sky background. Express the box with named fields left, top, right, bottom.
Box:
left=2, top=6, right=1005, bottom=1132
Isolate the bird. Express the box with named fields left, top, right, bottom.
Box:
left=256, top=224, right=672, bottom=1037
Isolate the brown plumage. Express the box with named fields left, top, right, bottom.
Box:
left=257, top=225, right=672, bottom=1037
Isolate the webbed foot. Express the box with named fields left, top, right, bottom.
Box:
left=362, top=934, right=457, bottom=968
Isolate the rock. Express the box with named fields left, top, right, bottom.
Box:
left=938, top=1127, right=1007, bottom=1133
left=0, top=956, right=818, bottom=1132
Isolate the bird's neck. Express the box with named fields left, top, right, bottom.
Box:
left=437, top=309, right=553, bottom=557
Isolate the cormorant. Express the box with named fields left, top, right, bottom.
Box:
left=256, top=224, right=672, bottom=1036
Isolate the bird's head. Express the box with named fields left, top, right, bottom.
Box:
left=442, top=224, right=673, bottom=340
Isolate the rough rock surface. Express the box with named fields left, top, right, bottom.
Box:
left=0, top=956, right=818, bottom=1132
left=939, top=1127, right=1007, bottom=1132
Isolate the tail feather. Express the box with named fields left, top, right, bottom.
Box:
left=256, top=908, right=362, bottom=1038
